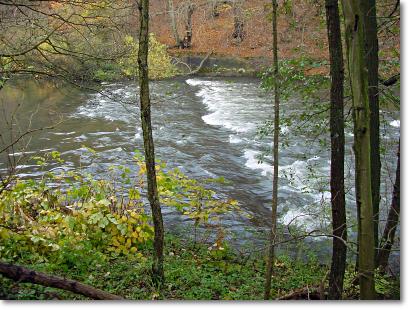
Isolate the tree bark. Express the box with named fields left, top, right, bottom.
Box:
left=325, top=0, right=347, bottom=300
left=0, top=261, right=123, bottom=300
left=264, top=0, right=279, bottom=300
left=361, top=0, right=380, bottom=260
left=232, top=0, right=245, bottom=42
left=341, top=0, right=375, bottom=299
left=210, top=0, right=219, bottom=17
left=166, top=0, right=181, bottom=47
left=377, top=141, right=400, bottom=271
left=183, top=2, right=194, bottom=48
left=137, top=0, right=165, bottom=283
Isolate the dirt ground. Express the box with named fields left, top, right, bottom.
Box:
left=149, top=0, right=399, bottom=76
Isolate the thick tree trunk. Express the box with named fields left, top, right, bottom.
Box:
left=0, top=261, right=123, bottom=300
left=341, top=1, right=375, bottom=299
left=137, top=0, right=165, bottom=283
left=183, top=3, right=194, bottom=48
left=264, top=0, right=279, bottom=300
left=167, top=0, right=181, bottom=47
left=361, top=0, right=380, bottom=260
left=325, top=0, right=347, bottom=300
left=377, top=141, right=400, bottom=271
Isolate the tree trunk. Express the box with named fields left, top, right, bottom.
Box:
left=264, top=0, right=279, bottom=300
left=183, top=3, right=194, bottom=48
left=361, top=0, right=380, bottom=261
left=167, top=0, right=181, bottom=47
left=211, top=0, right=219, bottom=17
left=232, top=0, right=244, bottom=42
left=377, top=141, right=400, bottom=271
left=325, top=0, right=347, bottom=300
left=0, top=261, right=123, bottom=300
left=341, top=0, right=375, bottom=299
left=137, top=0, right=165, bottom=284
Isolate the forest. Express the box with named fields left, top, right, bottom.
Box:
left=0, top=0, right=401, bottom=301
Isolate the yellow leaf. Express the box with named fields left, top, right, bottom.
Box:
left=132, top=231, right=139, bottom=238
left=112, top=237, right=120, bottom=247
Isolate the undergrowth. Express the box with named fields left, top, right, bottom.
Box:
left=0, top=150, right=400, bottom=300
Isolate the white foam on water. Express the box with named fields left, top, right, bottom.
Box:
left=307, top=155, right=320, bottom=162
left=390, top=120, right=400, bottom=127
left=280, top=125, right=290, bottom=135
left=16, top=164, right=40, bottom=169
left=229, top=134, right=242, bottom=144
left=111, top=147, right=123, bottom=153
left=186, top=79, right=210, bottom=87
left=13, top=148, right=54, bottom=156
left=73, top=86, right=137, bottom=123
left=88, top=132, right=115, bottom=136
left=279, top=159, right=330, bottom=200
left=280, top=208, right=328, bottom=234
left=134, top=131, right=141, bottom=140
left=186, top=78, right=261, bottom=134
left=279, top=160, right=310, bottom=189
left=9, top=150, right=36, bottom=156
left=243, top=149, right=272, bottom=176
left=74, top=134, right=87, bottom=142
left=243, top=150, right=332, bottom=216
left=51, top=131, right=76, bottom=136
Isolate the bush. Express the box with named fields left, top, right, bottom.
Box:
left=0, top=150, right=238, bottom=267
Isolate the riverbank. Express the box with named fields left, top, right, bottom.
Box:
left=171, top=54, right=271, bottom=77
left=0, top=233, right=399, bottom=300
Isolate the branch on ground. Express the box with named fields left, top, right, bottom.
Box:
left=0, top=261, right=124, bottom=300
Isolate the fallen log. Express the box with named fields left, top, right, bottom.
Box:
left=0, top=261, right=123, bottom=300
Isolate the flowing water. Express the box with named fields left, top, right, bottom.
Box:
left=0, top=77, right=400, bottom=262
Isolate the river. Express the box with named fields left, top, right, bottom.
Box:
left=0, top=77, right=400, bottom=264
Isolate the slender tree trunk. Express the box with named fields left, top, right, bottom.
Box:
left=341, top=1, right=375, bottom=299
left=264, top=0, right=279, bottom=300
left=377, top=141, right=400, bottom=271
left=354, top=139, right=361, bottom=272
left=361, top=0, right=380, bottom=261
left=167, top=0, right=181, bottom=47
left=325, top=0, right=347, bottom=300
left=211, top=0, right=219, bottom=17
left=232, top=0, right=245, bottom=42
left=137, top=0, right=165, bottom=283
